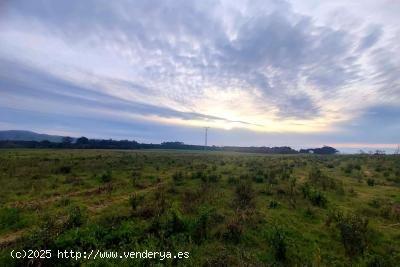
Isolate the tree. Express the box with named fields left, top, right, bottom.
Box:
left=62, top=136, right=73, bottom=144
left=76, top=136, right=89, bottom=145
left=300, top=146, right=338, bottom=155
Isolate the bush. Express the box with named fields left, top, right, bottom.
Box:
left=309, top=167, right=322, bottom=181
left=367, top=178, right=375, bottom=186
left=201, top=173, right=221, bottom=183
left=223, top=216, right=243, bottom=243
left=64, top=206, right=84, bottom=229
left=0, top=207, right=24, bottom=232
left=308, top=190, right=328, bottom=208
left=26, top=214, right=60, bottom=250
left=253, top=175, right=264, bottom=183
left=268, top=200, right=279, bottom=209
left=334, top=212, right=369, bottom=258
left=308, top=168, right=336, bottom=190
left=131, top=170, right=141, bottom=186
left=172, top=171, right=184, bottom=184
left=57, top=197, right=71, bottom=207
left=301, top=184, right=328, bottom=208
left=191, top=170, right=206, bottom=180
left=227, top=176, right=238, bottom=185
left=304, top=206, right=316, bottom=219
left=190, top=207, right=223, bottom=245
left=268, top=226, right=288, bottom=262
left=192, top=209, right=211, bottom=243
left=57, top=165, right=71, bottom=174
left=207, top=173, right=221, bottom=183
left=182, top=188, right=204, bottom=213
left=99, top=170, right=112, bottom=183
left=368, top=198, right=381, bottom=208
left=153, top=207, right=186, bottom=238
left=280, top=169, right=291, bottom=180
left=365, top=253, right=396, bottom=267
left=129, top=193, right=144, bottom=211
left=234, top=181, right=255, bottom=209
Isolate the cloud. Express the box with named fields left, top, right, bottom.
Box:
left=0, top=0, right=399, bottom=146
left=0, top=58, right=261, bottom=128
left=358, top=26, right=383, bottom=51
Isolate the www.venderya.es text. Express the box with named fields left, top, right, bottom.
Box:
left=10, top=249, right=189, bottom=261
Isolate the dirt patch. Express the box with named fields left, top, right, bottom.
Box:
left=0, top=230, right=25, bottom=248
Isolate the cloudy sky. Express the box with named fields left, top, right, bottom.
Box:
left=0, top=0, right=399, bottom=152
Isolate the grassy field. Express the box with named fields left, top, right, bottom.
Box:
left=0, top=149, right=399, bottom=266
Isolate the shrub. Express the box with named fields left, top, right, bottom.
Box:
left=268, top=226, right=288, bottom=262
left=129, top=193, right=144, bottom=212
left=208, top=173, right=221, bottom=183
left=304, top=206, right=316, bottom=219
left=192, top=209, right=211, bottom=243
left=227, top=176, right=238, bottom=185
left=365, top=253, right=396, bottom=267
left=301, top=184, right=328, bottom=208
left=172, top=171, right=184, bottom=184
left=349, top=187, right=357, bottom=196
left=57, top=197, right=71, bottom=207
left=234, top=181, right=255, bottom=209
left=64, top=176, right=83, bottom=185
left=280, top=169, right=291, bottom=180
left=343, top=164, right=354, bottom=174
left=191, top=170, right=206, bottom=180
left=182, top=188, right=203, bottom=213
left=253, top=175, right=264, bottom=183
left=335, top=182, right=346, bottom=196
left=223, top=216, right=243, bottom=244
left=99, top=170, right=112, bottom=183
left=135, top=203, right=157, bottom=219
left=0, top=207, right=24, bottom=232
left=309, top=167, right=322, bottom=181
left=131, top=170, right=141, bottom=186
left=25, top=214, right=59, bottom=250
left=269, top=200, right=279, bottom=209
left=64, top=206, right=84, bottom=229
left=200, top=172, right=221, bottom=183
left=326, top=163, right=335, bottom=169
left=308, top=190, right=328, bottom=208
left=57, top=165, right=71, bottom=174
left=333, top=212, right=369, bottom=258
left=308, top=168, right=336, bottom=190
left=262, top=184, right=274, bottom=196
left=153, top=207, right=186, bottom=238
left=368, top=198, right=381, bottom=209
left=367, top=178, right=375, bottom=186
left=190, top=208, right=222, bottom=243
left=380, top=203, right=400, bottom=221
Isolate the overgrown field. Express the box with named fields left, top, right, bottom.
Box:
left=0, top=149, right=399, bottom=266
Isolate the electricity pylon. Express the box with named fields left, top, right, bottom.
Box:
left=204, top=127, right=209, bottom=150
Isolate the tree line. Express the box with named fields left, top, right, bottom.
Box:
left=0, top=137, right=338, bottom=154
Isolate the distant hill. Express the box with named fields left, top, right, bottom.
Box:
left=0, top=130, right=68, bottom=142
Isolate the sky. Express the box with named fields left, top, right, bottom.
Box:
left=0, top=0, right=399, bottom=153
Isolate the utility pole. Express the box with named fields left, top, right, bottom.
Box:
left=395, top=144, right=400, bottom=155
left=204, top=127, right=209, bottom=150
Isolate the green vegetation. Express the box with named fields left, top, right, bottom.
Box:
left=0, top=149, right=399, bottom=266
